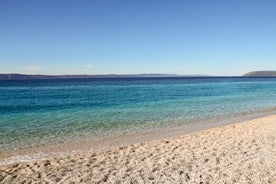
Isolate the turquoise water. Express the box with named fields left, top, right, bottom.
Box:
left=1, top=77, right=276, bottom=154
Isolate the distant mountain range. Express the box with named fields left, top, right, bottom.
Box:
left=0, top=73, right=209, bottom=80
left=243, top=71, right=276, bottom=77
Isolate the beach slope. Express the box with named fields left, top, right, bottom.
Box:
left=1, top=115, right=276, bottom=183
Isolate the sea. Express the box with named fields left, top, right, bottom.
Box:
left=1, top=77, right=276, bottom=156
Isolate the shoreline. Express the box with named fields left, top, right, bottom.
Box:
left=0, top=109, right=276, bottom=167
left=1, top=112, right=275, bottom=183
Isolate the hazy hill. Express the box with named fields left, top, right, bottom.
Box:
left=243, top=71, right=276, bottom=77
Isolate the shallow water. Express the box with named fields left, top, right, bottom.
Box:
left=1, top=77, right=276, bottom=155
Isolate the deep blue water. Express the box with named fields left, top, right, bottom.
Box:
left=1, top=77, right=276, bottom=153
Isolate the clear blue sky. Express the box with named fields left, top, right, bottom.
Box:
left=0, top=0, right=276, bottom=75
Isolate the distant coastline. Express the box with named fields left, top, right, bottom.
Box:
left=0, top=73, right=210, bottom=80
left=0, top=71, right=276, bottom=80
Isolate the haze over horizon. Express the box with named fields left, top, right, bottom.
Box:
left=1, top=0, right=276, bottom=76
